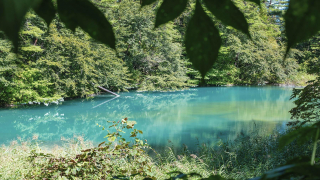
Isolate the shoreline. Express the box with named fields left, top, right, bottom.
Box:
left=1, top=84, right=302, bottom=108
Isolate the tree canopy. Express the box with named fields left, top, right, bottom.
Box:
left=1, top=0, right=320, bottom=78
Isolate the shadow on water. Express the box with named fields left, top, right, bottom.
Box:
left=0, top=87, right=293, bottom=151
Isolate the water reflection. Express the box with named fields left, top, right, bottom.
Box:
left=0, top=87, right=294, bottom=150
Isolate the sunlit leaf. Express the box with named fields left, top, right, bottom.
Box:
left=0, top=0, right=41, bottom=52
left=185, top=0, right=222, bottom=78
left=203, top=0, right=250, bottom=38
left=141, top=0, right=157, bottom=7
left=127, top=121, right=137, bottom=127
left=155, top=0, right=188, bottom=28
left=284, top=0, right=320, bottom=55
left=108, top=136, right=116, bottom=142
left=33, top=0, right=56, bottom=26
left=57, top=0, right=115, bottom=49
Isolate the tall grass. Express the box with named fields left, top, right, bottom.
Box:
left=0, top=129, right=318, bottom=179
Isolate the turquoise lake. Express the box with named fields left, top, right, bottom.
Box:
left=0, top=87, right=294, bottom=150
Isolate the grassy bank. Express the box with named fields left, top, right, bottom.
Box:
left=1, top=124, right=318, bottom=180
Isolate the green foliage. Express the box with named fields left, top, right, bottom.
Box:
left=257, top=159, right=320, bottom=180
left=27, top=118, right=155, bottom=179
left=155, top=0, right=188, bottom=28
left=203, top=0, right=250, bottom=38
left=105, top=1, right=189, bottom=91
left=284, top=0, right=320, bottom=55
left=255, top=122, right=320, bottom=179
left=294, top=32, right=320, bottom=74
left=33, top=0, right=55, bottom=26
left=222, top=1, right=299, bottom=84
left=1, top=0, right=318, bottom=78
left=279, top=122, right=320, bottom=149
left=1, top=121, right=320, bottom=180
left=185, top=0, right=221, bottom=79
left=2, top=1, right=320, bottom=179
left=141, top=0, right=157, bottom=7
left=57, top=0, right=115, bottom=49
left=0, top=0, right=41, bottom=51
left=245, top=0, right=260, bottom=6
left=0, top=11, right=129, bottom=105
left=290, top=77, right=320, bottom=124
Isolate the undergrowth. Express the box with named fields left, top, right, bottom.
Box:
left=0, top=119, right=318, bottom=179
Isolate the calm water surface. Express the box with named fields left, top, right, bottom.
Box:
left=0, top=87, right=294, bottom=150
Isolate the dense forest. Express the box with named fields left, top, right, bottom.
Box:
left=1, top=0, right=320, bottom=179
left=0, top=0, right=317, bottom=105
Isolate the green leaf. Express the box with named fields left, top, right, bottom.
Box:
left=185, top=0, right=222, bottom=78
left=65, top=168, right=70, bottom=175
left=141, top=0, right=157, bottom=7
left=108, top=136, right=116, bottom=142
left=57, top=0, right=115, bottom=49
left=127, top=121, right=137, bottom=127
left=155, top=0, right=188, bottom=28
left=0, top=0, right=41, bottom=52
left=284, top=0, right=320, bottom=55
left=33, top=0, right=56, bottom=26
left=203, top=0, right=250, bottom=38
left=71, top=168, right=77, bottom=175
left=245, top=0, right=260, bottom=6
left=278, top=123, right=320, bottom=149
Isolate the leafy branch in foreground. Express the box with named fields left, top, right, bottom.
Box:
left=1, top=0, right=320, bottom=77
left=290, top=77, right=320, bottom=124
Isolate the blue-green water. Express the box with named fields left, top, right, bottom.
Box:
left=0, top=87, right=294, bottom=150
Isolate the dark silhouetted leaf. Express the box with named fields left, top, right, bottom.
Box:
left=0, top=0, right=41, bottom=52
left=57, top=0, right=77, bottom=31
left=141, top=0, right=157, bottom=7
left=57, top=0, right=115, bottom=49
left=175, top=173, right=187, bottom=179
left=279, top=126, right=315, bottom=149
left=255, top=157, right=320, bottom=180
left=188, top=172, right=202, bottom=177
left=155, top=0, right=188, bottom=28
left=245, top=0, right=260, bottom=6
left=185, top=0, right=222, bottom=78
left=279, top=122, right=320, bottom=149
left=33, top=0, right=56, bottom=26
left=203, top=0, right=250, bottom=38
left=167, top=171, right=184, bottom=175
left=284, top=0, right=320, bottom=55
left=165, top=172, right=202, bottom=180
left=203, top=175, right=228, bottom=180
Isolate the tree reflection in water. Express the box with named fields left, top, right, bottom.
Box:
left=0, top=87, right=293, bottom=151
